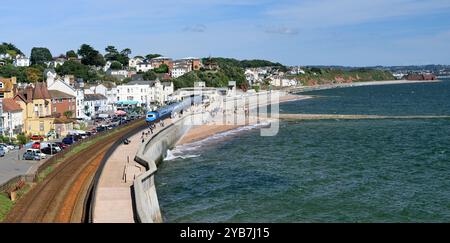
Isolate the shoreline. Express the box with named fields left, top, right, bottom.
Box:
left=177, top=94, right=310, bottom=145
left=177, top=79, right=442, bottom=146
left=286, top=79, right=441, bottom=93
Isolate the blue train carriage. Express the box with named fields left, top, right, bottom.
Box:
left=145, top=96, right=202, bottom=123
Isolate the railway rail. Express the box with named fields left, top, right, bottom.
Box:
left=3, top=120, right=146, bottom=223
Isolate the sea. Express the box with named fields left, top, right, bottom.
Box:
left=155, top=79, right=450, bottom=222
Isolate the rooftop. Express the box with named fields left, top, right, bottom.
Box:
left=84, top=93, right=107, bottom=101
left=48, top=90, right=75, bottom=99
left=2, top=98, right=22, bottom=112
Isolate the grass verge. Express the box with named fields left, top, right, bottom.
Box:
left=0, top=193, right=14, bottom=222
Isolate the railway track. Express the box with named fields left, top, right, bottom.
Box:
left=4, top=120, right=145, bottom=223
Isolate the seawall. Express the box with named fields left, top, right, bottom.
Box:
left=133, top=113, right=207, bottom=223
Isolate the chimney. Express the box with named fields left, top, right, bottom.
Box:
left=26, top=85, right=33, bottom=102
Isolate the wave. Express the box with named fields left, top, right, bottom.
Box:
left=163, top=122, right=271, bottom=162
left=163, top=149, right=201, bottom=161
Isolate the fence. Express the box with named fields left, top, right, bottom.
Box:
left=0, top=118, right=142, bottom=196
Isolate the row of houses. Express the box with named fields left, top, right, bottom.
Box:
left=0, top=77, right=74, bottom=138
left=0, top=53, right=30, bottom=67
left=129, top=56, right=201, bottom=78
left=0, top=70, right=175, bottom=139
left=245, top=67, right=300, bottom=87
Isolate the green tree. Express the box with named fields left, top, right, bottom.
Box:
left=0, top=64, right=27, bottom=82
left=55, top=60, right=98, bottom=81
left=63, top=110, right=73, bottom=118
left=104, top=45, right=119, bottom=61
left=77, top=44, right=105, bottom=66
left=121, top=48, right=131, bottom=57
left=143, top=70, right=157, bottom=80
left=66, top=50, right=78, bottom=59
left=26, top=67, right=43, bottom=82
left=145, top=54, right=162, bottom=60
left=30, top=47, right=52, bottom=65
left=17, top=134, right=29, bottom=145
left=154, top=64, right=168, bottom=73
left=105, top=46, right=130, bottom=66
left=0, top=42, right=23, bottom=55
left=110, top=61, right=123, bottom=70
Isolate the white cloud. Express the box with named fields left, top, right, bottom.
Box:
left=265, top=26, right=299, bottom=35
left=183, top=24, right=207, bottom=32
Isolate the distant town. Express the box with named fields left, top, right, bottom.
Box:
left=0, top=42, right=447, bottom=142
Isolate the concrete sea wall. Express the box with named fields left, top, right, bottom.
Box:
left=133, top=113, right=206, bottom=223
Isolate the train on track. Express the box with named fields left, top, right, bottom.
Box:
left=146, top=95, right=203, bottom=123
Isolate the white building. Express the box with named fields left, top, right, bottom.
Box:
left=129, top=57, right=144, bottom=69
left=0, top=53, right=11, bottom=60
left=103, top=61, right=112, bottom=72
left=154, top=81, right=174, bottom=104
left=83, top=94, right=108, bottom=118
left=1, top=98, right=24, bottom=137
left=90, top=83, right=117, bottom=112
left=52, top=56, right=67, bottom=67
left=13, top=54, right=30, bottom=67
left=136, top=62, right=153, bottom=72
left=106, top=69, right=129, bottom=81
left=116, top=80, right=174, bottom=109
left=116, top=81, right=155, bottom=109
left=171, top=62, right=191, bottom=78
left=46, top=69, right=87, bottom=119
left=270, top=77, right=298, bottom=87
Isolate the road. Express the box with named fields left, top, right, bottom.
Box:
left=0, top=139, right=62, bottom=185
left=0, top=148, right=36, bottom=185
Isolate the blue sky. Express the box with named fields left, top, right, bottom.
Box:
left=1, top=0, right=450, bottom=66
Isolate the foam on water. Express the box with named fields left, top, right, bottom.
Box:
left=163, top=122, right=271, bottom=162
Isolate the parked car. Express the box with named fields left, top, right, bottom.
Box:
left=62, top=136, right=75, bottom=145
left=26, top=149, right=46, bottom=159
left=55, top=142, right=68, bottom=150
left=96, top=126, right=107, bottom=132
left=30, top=134, right=45, bottom=141
left=23, top=151, right=41, bottom=161
left=0, top=143, right=15, bottom=150
left=41, top=146, right=59, bottom=155
left=0, top=147, right=5, bottom=157
left=0, top=144, right=10, bottom=153
left=32, top=142, right=41, bottom=149
left=41, top=143, right=62, bottom=152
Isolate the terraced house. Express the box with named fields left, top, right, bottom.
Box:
left=49, top=90, right=76, bottom=118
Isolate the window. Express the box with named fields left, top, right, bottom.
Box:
left=39, top=121, right=44, bottom=131
left=0, top=93, right=4, bottom=98
left=0, top=82, right=3, bottom=89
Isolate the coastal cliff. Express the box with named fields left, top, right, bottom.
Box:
left=292, top=67, right=395, bottom=86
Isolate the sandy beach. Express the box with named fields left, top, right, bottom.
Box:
left=178, top=79, right=441, bottom=145
left=177, top=93, right=309, bottom=145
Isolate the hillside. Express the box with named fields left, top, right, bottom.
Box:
left=292, top=67, right=395, bottom=86
left=172, top=57, right=286, bottom=89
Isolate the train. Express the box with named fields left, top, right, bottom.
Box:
left=146, top=95, right=203, bottom=123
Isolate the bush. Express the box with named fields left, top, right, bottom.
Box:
left=0, top=136, right=11, bottom=144
left=16, top=134, right=29, bottom=145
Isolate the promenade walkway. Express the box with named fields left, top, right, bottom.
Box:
left=92, top=120, right=171, bottom=223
